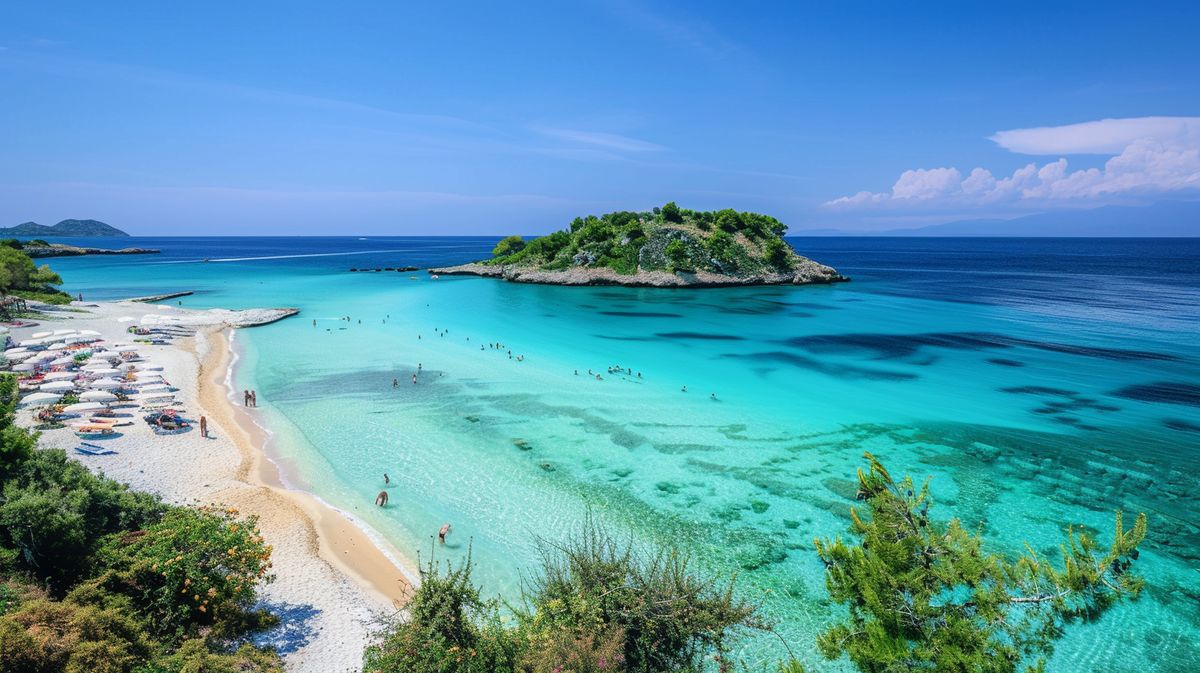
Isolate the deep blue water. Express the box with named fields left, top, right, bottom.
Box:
left=42, top=236, right=1200, bottom=672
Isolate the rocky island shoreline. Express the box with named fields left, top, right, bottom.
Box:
left=24, top=242, right=161, bottom=258
left=429, top=202, right=847, bottom=288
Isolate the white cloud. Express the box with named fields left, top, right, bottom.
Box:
left=825, top=116, right=1200, bottom=211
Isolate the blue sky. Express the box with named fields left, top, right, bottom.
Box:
left=2, top=1, right=1198, bottom=235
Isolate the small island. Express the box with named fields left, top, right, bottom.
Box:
left=2, top=239, right=159, bottom=258
left=429, top=202, right=847, bottom=287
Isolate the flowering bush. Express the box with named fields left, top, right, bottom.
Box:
left=97, top=506, right=275, bottom=639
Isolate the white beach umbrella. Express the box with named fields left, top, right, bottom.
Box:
left=85, top=368, right=120, bottom=376
left=20, top=392, right=61, bottom=406
left=6, top=351, right=36, bottom=361
left=31, top=330, right=53, bottom=339
left=4, top=347, right=28, bottom=356
left=46, top=342, right=68, bottom=351
left=50, top=355, right=77, bottom=365
left=39, top=380, right=76, bottom=392
left=80, top=390, right=118, bottom=402
left=42, top=371, right=77, bottom=381
left=88, top=378, right=123, bottom=390
left=17, top=339, right=42, bottom=347
left=12, top=363, right=36, bottom=372
left=139, top=384, right=172, bottom=394
left=117, top=317, right=134, bottom=323
left=63, top=402, right=105, bottom=414
left=80, top=329, right=102, bottom=336
left=52, top=329, right=76, bottom=336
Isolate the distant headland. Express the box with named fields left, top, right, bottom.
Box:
left=1, top=219, right=130, bottom=237
left=429, top=202, right=847, bottom=288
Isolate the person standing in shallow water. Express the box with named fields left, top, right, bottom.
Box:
left=439, top=522, right=451, bottom=543
left=250, top=390, right=258, bottom=407
left=243, top=390, right=250, bottom=407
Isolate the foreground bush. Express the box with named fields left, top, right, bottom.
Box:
left=364, top=520, right=763, bottom=673
left=810, top=453, right=1148, bottom=673
left=0, top=373, right=283, bottom=672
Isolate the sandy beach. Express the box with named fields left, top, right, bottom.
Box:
left=11, top=300, right=416, bottom=672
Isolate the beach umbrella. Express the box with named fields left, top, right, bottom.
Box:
left=19, top=392, right=61, bottom=406
left=43, top=371, right=77, bottom=381
left=40, top=380, right=76, bottom=392
left=46, top=342, right=67, bottom=351
left=117, top=317, right=134, bottom=323
left=80, top=390, right=118, bottom=402
left=31, top=331, right=53, bottom=339
left=50, top=355, right=77, bottom=365
left=88, top=378, right=123, bottom=390
left=86, top=368, right=120, bottom=376
left=12, top=363, right=36, bottom=372
left=6, top=351, right=36, bottom=361
left=139, top=384, right=172, bottom=394
left=53, top=329, right=76, bottom=336
left=63, top=402, right=105, bottom=414
left=4, top=347, right=28, bottom=356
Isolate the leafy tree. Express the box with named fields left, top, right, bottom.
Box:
left=813, top=453, right=1148, bottom=673
left=660, top=201, right=682, bottom=223
left=714, top=209, right=742, bottom=233
left=0, top=375, right=35, bottom=478
left=492, top=235, right=526, bottom=258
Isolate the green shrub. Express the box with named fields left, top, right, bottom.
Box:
left=0, top=450, right=166, bottom=592
left=519, top=518, right=759, bottom=673
left=363, top=552, right=519, bottom=673
left=763, top=238, right=792, bottom=271
left=96, top=506, right=274, bottom=640
left=140, top=639, right=284, bottom=673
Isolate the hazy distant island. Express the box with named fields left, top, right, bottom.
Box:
left=1, top=218, right=130, bottom=237
left=430, top=202, right=847, bottom=287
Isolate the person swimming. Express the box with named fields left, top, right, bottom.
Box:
left=438, top=522, right=451, bottom=543
left=681, top=385, right=687, bottom=392
left=384, top=473, right=390, bottom=484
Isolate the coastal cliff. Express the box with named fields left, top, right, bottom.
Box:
left=428, top=202, right=847, bottom=288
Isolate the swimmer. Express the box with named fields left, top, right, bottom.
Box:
left=384, top=473, right=390, bottom=485
left=681, top=385, right=687, bottom=393
left=438, top=523, right=451, bottom=543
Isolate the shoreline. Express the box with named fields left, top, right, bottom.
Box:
left=201, top=326, right=419, bottom=605
left=427, top=261, right=849, bottom=287
left=11, top=301, right=416, bottom=672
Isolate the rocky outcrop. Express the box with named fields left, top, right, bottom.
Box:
left=428, top=260, right=847, bottom=288
left=25, top=244, right=159, bottom=258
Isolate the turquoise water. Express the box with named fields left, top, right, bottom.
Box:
left=49, top=237, right=1200, bottom=671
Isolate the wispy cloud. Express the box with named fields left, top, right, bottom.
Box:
left=825, top=116, right=1200, bottom=211
left=604, top=0, right=760, bottom=71
left=532, top=126, right=666, bottom=153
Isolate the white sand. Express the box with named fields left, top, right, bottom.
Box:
left=9, top=301, right=413, bottom=672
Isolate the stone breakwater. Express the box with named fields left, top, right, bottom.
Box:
left=427, top=260, right=848, bottom=288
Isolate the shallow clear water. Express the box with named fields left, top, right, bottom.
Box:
left=51, top=236, right=1200, bottom=671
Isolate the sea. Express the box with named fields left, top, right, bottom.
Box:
left=42, top=236, right=1200, bottom=671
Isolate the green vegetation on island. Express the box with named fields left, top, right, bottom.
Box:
left=1, top=219, right=130, bottom=237
left=487, top=202, right=803, bottom=276
left=0, top=374, right=283, bottom=673
left=363, top=454, right=1147, bottom=673
left=0, top=242, right=71, bottom=312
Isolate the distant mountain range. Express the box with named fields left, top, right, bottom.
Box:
left=1, top=219, right=129, bottom=237
left=800, top=201, right=1200, bottom=237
